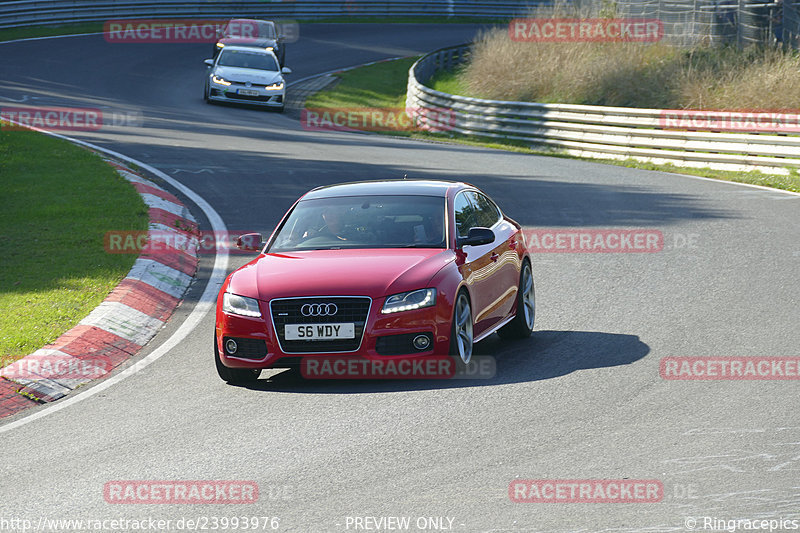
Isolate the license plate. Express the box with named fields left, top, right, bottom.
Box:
left=238, top=89, right=259, bottom=96
left=285, top=323, right=355, bottom=341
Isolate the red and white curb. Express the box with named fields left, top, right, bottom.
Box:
left=0, top=159, right=198, bottom=415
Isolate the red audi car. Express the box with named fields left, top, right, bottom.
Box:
left=214, top=180, right=535, bottom=383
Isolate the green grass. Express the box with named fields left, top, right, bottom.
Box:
left=429, top=67, right=470, bottom=96
left=0, top=130, right=149, bottom=366
left=305, top=58, right=800, bottom=193
left=306, top=56, right=419, bottom=111
left=612, top=160, right=800, bottom=192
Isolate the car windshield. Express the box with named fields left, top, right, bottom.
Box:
left=217, top=50, right=278, bottom=71
left=224, top=21, right=276, bottom=40
left=268, top=195, right=447, bottom=252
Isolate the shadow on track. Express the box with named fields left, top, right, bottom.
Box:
left=232, top=329, right=650, bottom=393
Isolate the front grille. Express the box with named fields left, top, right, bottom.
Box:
left=223, top=92, right=279, bottom=102
left=223, top=337, right=267, bottom=359
left=270, top=297, right=371, bottom=353
left=376, top=333, right=434, bottom=356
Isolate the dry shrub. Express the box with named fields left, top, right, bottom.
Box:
left=462, top=25, right=800, bottom=110
left=677, top=46, right=800, bottom=109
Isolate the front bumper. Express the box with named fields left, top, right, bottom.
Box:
left=216, top=297, right=452, bottom=369
left=208, top=85, right=285, bottom=107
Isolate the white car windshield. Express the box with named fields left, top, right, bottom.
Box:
left=218, top=50, right=278, bottom=71
left=268, top=195, right=447, bottom=252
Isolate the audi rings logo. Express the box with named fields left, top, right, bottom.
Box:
left=301, top=303, right=338, bottom=317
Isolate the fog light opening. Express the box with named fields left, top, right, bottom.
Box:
left=413, top=335, right=431, bottom=351
left=225, top=338, right=238, bottom=355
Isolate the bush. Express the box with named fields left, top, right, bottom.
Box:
left=460, top=27, right=800, bottom=109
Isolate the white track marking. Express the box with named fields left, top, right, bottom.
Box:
left=0, top=32, right=106, bottom=45
left=124, top=258, right=195, bottom=299
left=139, top=193, right=194, bottom=217
left=78, top=301, right=166, bottom=346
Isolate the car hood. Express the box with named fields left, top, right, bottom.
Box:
left=227, top=248, right=455, bottom=301
left=213, top=66, right=282, bottom=85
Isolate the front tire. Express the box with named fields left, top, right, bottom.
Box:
left=215, top=335, right=261, bottom=384
left=449, top=291, right=474, bottom=364
left=498, top=261, right=535, bottom=339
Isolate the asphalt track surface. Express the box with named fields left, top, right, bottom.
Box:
left=1, top=23, right=799, bottom=533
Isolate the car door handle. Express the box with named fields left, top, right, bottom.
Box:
left=509, top=239, right=518, bottom=249
left=490, top=253, right=499, bottom=262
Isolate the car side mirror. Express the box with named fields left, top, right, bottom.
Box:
left=204, top=59, right=214, bottom=67
left=457, top=227, right=495, bottom=248
left=281, top=66, right=292, bottom=75
left=236, top=233, right=264, bottom=252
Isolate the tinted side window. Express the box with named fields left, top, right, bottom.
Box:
left=453, top=193, right=477, bottom=237
left=259, top=22, right=276, bottom=39
left=468, top=192, right=501, bottom=228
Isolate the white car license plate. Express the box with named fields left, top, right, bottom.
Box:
left=285, top=323, right=355, bottom=341
left=238, top=89, right=259, bottom=96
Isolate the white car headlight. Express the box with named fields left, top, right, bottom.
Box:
left=381, top=288, right=436, bottom=314
left=212, top=75, right=231, bottom=86
left=265, top=81, right=284, bottom=90
left=222, top=293, right=262, bottom=318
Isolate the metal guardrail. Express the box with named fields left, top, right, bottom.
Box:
left=0, top=1, right=540, bottom=29
left=611, top=0, right=797, bottom=48
left=406, top=44, right=800, bottom=175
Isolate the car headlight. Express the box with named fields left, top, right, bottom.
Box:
left=222, top=293, right=262, bottom=318
left=265, top=81, right=284, bottom=90
left=212, top=75, right=231, bottom=86
left=381, top=288, right=436, bottom=314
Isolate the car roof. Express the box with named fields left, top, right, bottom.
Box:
left=302, top=180, right=471, bottom=200
left=217, top=45, right=275, bottom=55
left=227, top=18, right=275, bottom=26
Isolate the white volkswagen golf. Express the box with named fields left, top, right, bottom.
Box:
left=204, top=46, right=291, bottom=112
